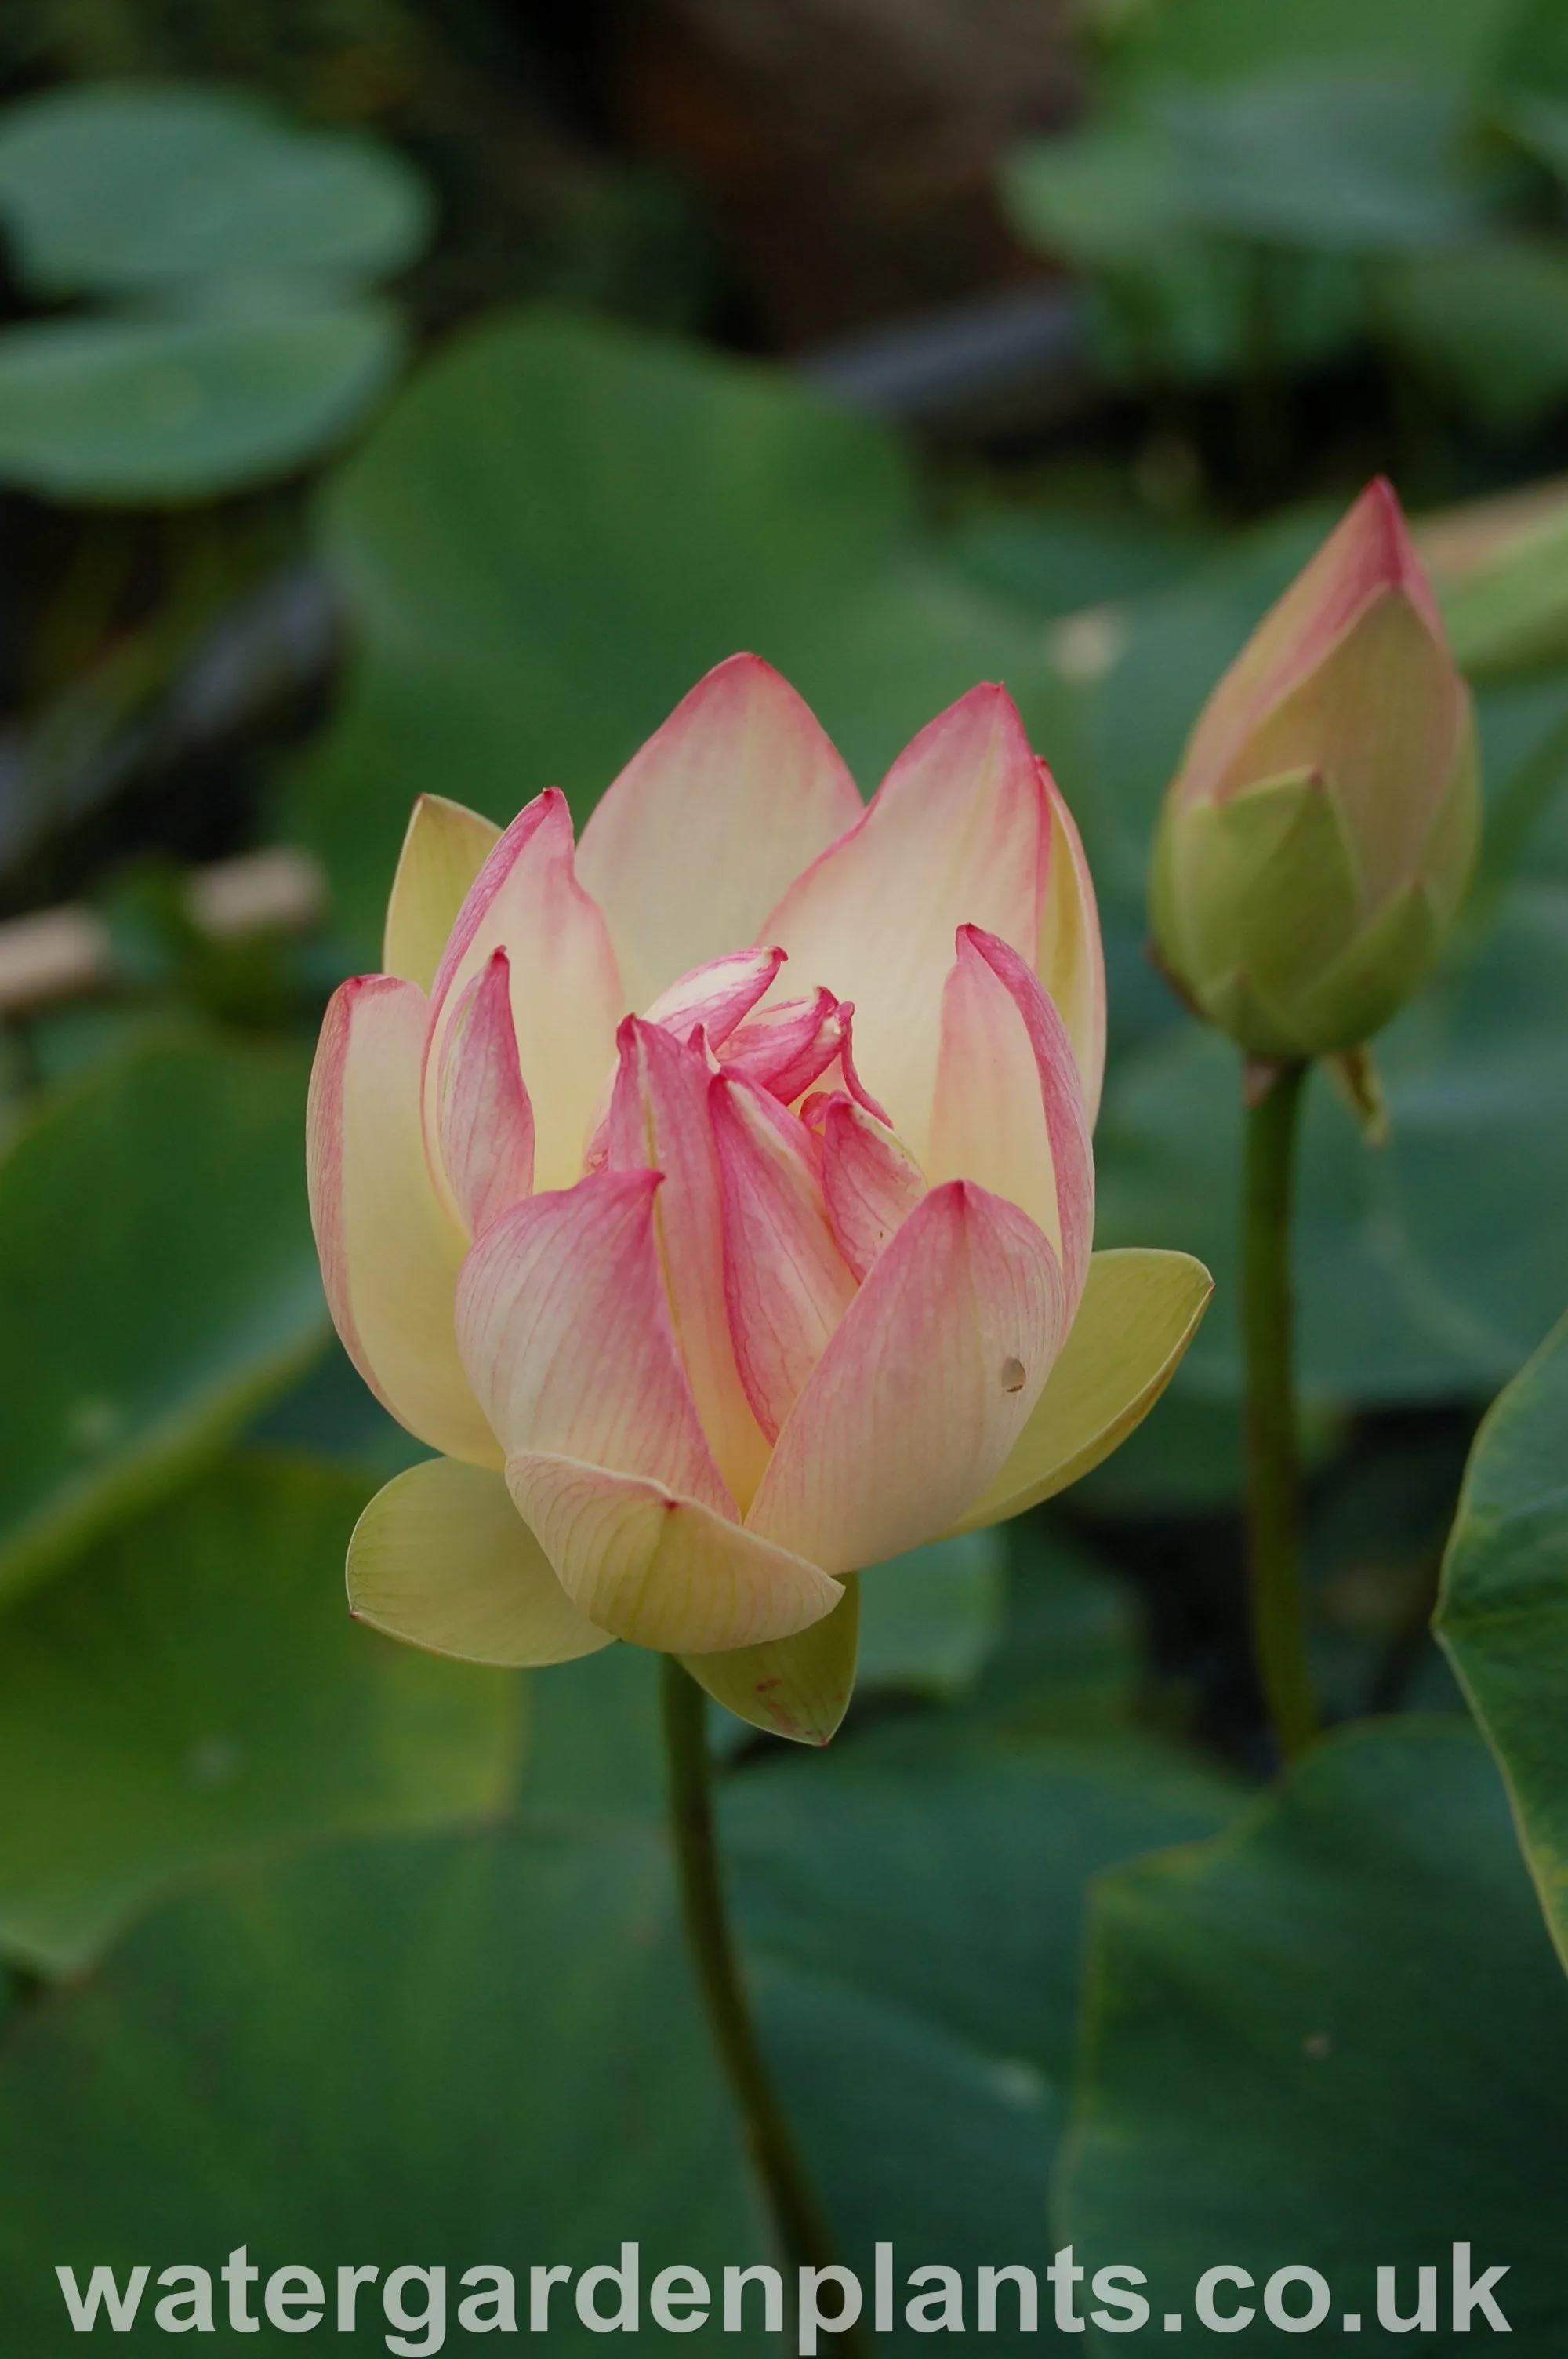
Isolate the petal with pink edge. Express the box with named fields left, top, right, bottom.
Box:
left=576, top=654, right=863, bottom=1010
left=710, top=1073, right=858, bottom=1444
left=642, top=946, right=784, bottom=1047
left=927, top=925, right=1094, bottom=1308
left=427, top=789, right=623, bottom=1192
left=681, top=1574, right=859, bottom=1745
left=507, top=1452, right=843, bottom=1652
left=437, top=949, right=535, bottom=1238
left=721, top=987, right=844, bottom=1105
left=382, top=793, right=500, bottom=994
left=347, top=1456, right=613, bottom=1666
left=1039, top=764, right=1106, bottom=1129
left=456, top=1168, right=732, bottom=1514
left=818, top=1094, right=927, bottom=1281
left=605, top=1018, right=770, bottom=1510
left=307, top=974, right=500, bottom=1469
left=746, top=1179, right=1067, bottom=1576
left=946, top=1249, right=1213, bottom=1533
left=764, top=683, right=1045, bottom=1158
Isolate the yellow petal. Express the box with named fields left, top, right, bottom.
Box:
left=946, top=1248, right=1213, bottom=1534
left=681, top=1575, right=859, bottom=1747
left=347, top=1456, right=613, bottom=1667
left=382, top=794, right=501, bottom=994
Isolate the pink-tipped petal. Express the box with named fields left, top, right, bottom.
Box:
left=819, top=1093, right=928, bottom=1280
left=746, top=1180, right=1067, bottom=1574
left=642, top=945, right=786, bottom=1049
left=927, top=926, right=1094, bottom=1310
left=382, top=794, right=501, bottom=994
left=307, top=975, right=500, bottom=1469
left=711, top=1072, right=859, bottom=1444
left=605, top=1018, right=771, bottom=1510
left=1038, top=763, right=1107, bottom=1129
left=721, top=987, right=844, bottom=1104
left=576, top=654, right=864, bottom=1010
left=426, top=789, right=623, bottom=1192
left=437, top=949, right=535, bottom=1238
left=505, top=1453, right=842, bottom=1652
left=763, top=683, right=1046, bottom=1158
left=456, top=1169, right=733, bottom=1518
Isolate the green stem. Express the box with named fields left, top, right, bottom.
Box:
left=660, top=1657, right=858, bottom=2329
left=1241, top=1057, right=1319, bottom=1758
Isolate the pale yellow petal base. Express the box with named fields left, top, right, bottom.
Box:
left=681, top=1576, right=860, bottom=1747
left=947, top=1248, right=1213, bottom=1535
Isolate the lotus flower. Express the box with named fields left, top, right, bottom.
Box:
left=307, top=656, right=1210, bottom=1742
left=1150, top=478, right=1480, bottom=1061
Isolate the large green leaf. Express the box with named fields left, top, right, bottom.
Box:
left=0, top=1035, right=326, bottom=1601
left=1438, top=1310, right=1568, bottom=1968
left=297, top=310, right=1066, bottom=958
left=0, top=1821, right=770, bottom=2352
left=0, top=1453, right=521, bottom=1974
left=1060, top=1721, right=1568, bottom=2346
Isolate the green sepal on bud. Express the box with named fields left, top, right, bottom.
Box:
left=1150, top=479, right=1481, bottom=1062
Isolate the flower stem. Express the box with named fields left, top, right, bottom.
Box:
left=1241, top=1057, right=1319, bottom=1759
left=659, top=1656, right=856, bottom=2321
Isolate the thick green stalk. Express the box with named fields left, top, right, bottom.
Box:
left=660, top=1657, right=858, bottom=2330
left=1241, top=1057, right=1319, bottom=1757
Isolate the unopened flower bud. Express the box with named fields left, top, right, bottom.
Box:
left=1150, top=478, right=1480, bottom=1060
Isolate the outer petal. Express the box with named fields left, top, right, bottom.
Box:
left=763, top=683, right=1045, bottom=1158
left=347, top=1456, right=612, bottom=1666
left=818, top=1094, right=927, bottom=1281
left=507, top=1454, right=843, bottom=1652
left=643, top=946, right=784, bottom=1047
left=427, top=789, right=623, bottom=1192
left=946, top=1249, right=1214, bottom=1534
left=436, top=949, right=535, bottom=1238
left=710, top=1073, right=859, bottom=1443
left=746, top=1180, right=1067, bottom=1575
left=456, top=1169, right=732, bottom=1514
left=576, top=654, right=863, bottom=1011
left=605, top=1018, right=771, bottom=1510
left=1038, top=762, right=1106, bottom=1129
left=927, top=925, right=1094, bottom=1309
left=307, top=975, right=501, bottom=1470
left=382, top=793, right=501, bottom=994
left=681, top=1574, right=859, bottom=1745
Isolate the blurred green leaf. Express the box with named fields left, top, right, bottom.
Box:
left=0, top=1453, right=521, bottom=1974
left=0, top=1819, right=770, bottom=2346
left=1439, top=1311, right=1568, bottom=1969
left=1102, top=0, right=1521, bottom=89
left=1383, top=242, right=1568, bottom=428
left=962, top=1519, right=1142, bottom=1736
left=1058, top=1720, right=1568, bottom=2343
left=0, top=302, right=403, bottom=502
left=0, top=82, right=430, bottom=298
left=297, top=310, right=1066, bottom=959
left=0, top=1035, right=325, bottom=1604
left=856, top=1533, right=1006, bottom=1699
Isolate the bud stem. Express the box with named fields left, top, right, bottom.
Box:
left=660, top=1656, right=863, bottom=2343
left=1241, top=1057, right=1319, bottom=1758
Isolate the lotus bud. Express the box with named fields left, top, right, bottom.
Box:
left=1150, top=478, right=1480, bottom=1061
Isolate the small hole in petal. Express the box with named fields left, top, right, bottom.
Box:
left=1000, top=1356, right=1026, bottom=1394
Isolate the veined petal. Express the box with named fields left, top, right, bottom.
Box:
left=456, top=1169, right=732, bottom=1514
left=436, top=949, right=535, bottom=1238
left=763, top=683, right=1045, bottom=1158
left=643, top=945, right=785, bottom=1048
left=818, top=1093, right=927, bottom=1281
left=721, top=987, right=844, bottom=1104
left=307, top=975, right=500, bottom=1469
left=427, top=789, right=623, bottom=1192
left=382, top=794, right=501, bottom=994
left=681, top=1574, right=859, bottom=1745
left=347, top=1456, right=612, bottom=1667
left=507, top=1453, right=842, bottom=1652
left=1039, top=763, right=1106, bottom=1129
left=576, top=654, right=863, bottom=1011
left=746, top=1180, right=1067, bottom=1575
left=927, top=925, right=1094, bottom=1309
left=946, top=1249, right=1213, bottom=1533
left=711, top=1073, right=859, bottom=1444
left=606, top=1018, right=770, bottom=1510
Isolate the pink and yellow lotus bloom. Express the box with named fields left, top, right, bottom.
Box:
left=307, top=656, right=1210, bottom=1741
